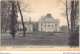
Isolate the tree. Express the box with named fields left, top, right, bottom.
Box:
left=60, top=25, right=68, bottom=32
left=57, top=0, right=79, bottom=46
left=69, top=0, right=79, bottom=46
left=66, top=0, right=70, bottom=34
left=1, top=1, right=10, bottom=33
left=10, top=1, right=18, bottom=39
left=1, top=0, right=32, bottom=38
left=57, top=0, right=70, bottom=35
left=70, top=0, right=79, bottom=32
left=17, top=1, right=32, bottom=37
left=70, top=1, right=74, bottom=33
left=17, top=1, right=26, bottom=37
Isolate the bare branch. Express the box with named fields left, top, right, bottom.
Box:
left=56, top=1, right=61, bottom=7
left=61, top=0, right=66, bottom=6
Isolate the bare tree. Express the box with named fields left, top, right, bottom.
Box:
left=17, top=1, right=32, bottom=37
left=57, top=0, right=70, bottom=34
left=57, top=0, right=79, bottom=46
left=70, top=1, right=74, bottom=33
left=70, top=0, right=79, bottom=32
left=17, top=1, right=26, bottom=37
left=1, top=1, right=8, bottom=33
left=1, top=1, right=12, bottom=33
left=66, top=0, right=70, bottom=34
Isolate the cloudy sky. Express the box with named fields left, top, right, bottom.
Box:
left=18, top=0, right=69, bottom=27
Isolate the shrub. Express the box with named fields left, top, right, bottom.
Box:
left=69, top=26, right=79, bottom=46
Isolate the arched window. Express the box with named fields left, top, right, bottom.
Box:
left=55, top=24, right=57, bottom=26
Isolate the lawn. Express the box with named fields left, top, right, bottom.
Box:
left=1, top=32, right=69, bottom=46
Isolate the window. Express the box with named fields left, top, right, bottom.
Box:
left=45, top=25, right=46, bottom=27
left=48, top=25, right=50, bottom=27
left=55, top=24, right=57, bottom=26
left=55, top=28, right=57, bottom=31
left=41, top=23, right=42, bottom=25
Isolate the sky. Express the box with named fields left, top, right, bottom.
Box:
left=18, top=0, right=68, bottom=27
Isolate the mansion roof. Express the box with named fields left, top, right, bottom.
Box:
left=44, top=14, right=53, bottom=18
left=39, top=14, right=59, bottom=23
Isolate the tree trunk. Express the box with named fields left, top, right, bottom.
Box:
left=74, top=1, right=79, bottom=29
left=5, top=26, right=7, bottom=32
left=71, top=1, right=74, bottom=33
left=17, top=1, right=25, bottom=37
left=66, top=0, right=70, bottom=35
left=4, top=6, right=10, bottom=33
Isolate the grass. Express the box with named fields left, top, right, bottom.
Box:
left=1, top=32, right=69, bottom=46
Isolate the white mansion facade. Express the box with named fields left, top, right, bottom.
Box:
left=38, top=14, right=59, bottom=32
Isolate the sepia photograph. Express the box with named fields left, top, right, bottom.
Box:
left=0, top=0, right=79, bottom=51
